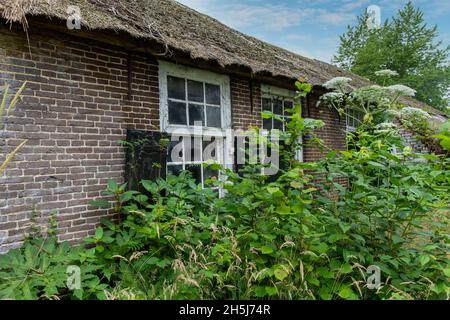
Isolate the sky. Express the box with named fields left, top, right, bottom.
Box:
left=176, top=0, right=450, bottom=63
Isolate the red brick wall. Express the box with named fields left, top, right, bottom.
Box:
left=303, top=91, right=347, bottom=162
left=230, top=77, right=262, bottom=130
left=0, top=25, right=159, bottom=252
left=0, top=25, right=347, bottom=252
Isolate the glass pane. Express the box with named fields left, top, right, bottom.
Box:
left=203, top=166, right=219, bottom=184
left=205, top=83, right=220, bottom=105
left=273, top=118, right=283, bottom=131
left=273, top=99, right=283, bottom=115
left=187, top=80, right=204, bottom=103
left=284, top=100, right=293, bottom=116
left=167, top=137, right=183, bottom=163
left=188, top=104, right=205, bottom=126
left=168, top=100, right=187, bottom=125
left=262, top=98, right=272, bottom=111
left=167, top=76, right=185, bottom=100
left=167, top=164, right=183, bottom=176
left=263, top=117, right=272, bottom=130
left=185, top=137, right=202, bottom=162
left=186, top=164, right=202, bottom=185
left=206, top=106, right=221, bottom=128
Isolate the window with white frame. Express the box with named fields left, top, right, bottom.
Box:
left=261, top=84, right=302, bottom=161
left=262, top=97, right=294, bottom=131
left=159, top=61, right=232, bottom=187
left=346, top=107, right=365, bottom=132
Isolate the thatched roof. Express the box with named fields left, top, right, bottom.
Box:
left=0, top=0, right=446, bottom=116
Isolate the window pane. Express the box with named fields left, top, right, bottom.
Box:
left=273, top=99, right=283, bottom=115
left=263, top=118, right=272, bottom=130
left=187, top=80, right=204, bottom=103
left=167, top=137, right=183, bottom=162
left=188, top=104, right=205, bottom=126
left=262, top=98, right=272, bottom=111
left=205, top=83, right=220, bottom=105
left=273, top=118, right=283, bottom=131
left=168, top=101, right=187, bottom=125
left=168, top=76, right=185, bottom=100
left=284, top=100, right=293, bottom=116
left=206, top=106, right=221, bottom=128
left=203, top=166, right=219, bottom=184
left=167, top=164, right=183, bottom=176
left=186, top=164, right=202, bottom=185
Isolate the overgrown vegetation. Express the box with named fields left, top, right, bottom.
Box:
left=0, top=79, right=448, bottom=300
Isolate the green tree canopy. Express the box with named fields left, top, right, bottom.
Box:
left=333, top=1, right=450, bottom=112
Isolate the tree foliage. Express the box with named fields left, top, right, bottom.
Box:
left=333, top=2, right=450, bottom=111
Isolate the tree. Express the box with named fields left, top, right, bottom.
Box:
left=333, top=1, right=450, bottom=111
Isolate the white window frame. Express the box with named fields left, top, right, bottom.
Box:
left=158, top=61, right=233, bottom=188
left=159, top=61, right=231, bottom=135
left=345, top=107, right=364, bottom=132
left=261, top=84, right=303, bottom=162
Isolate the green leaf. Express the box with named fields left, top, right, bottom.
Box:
left=95, top=228, right=104, bottom=239
left=312, top=242, right=329, bottom=254
left=107, top=180, right=119, bottom=191
left=260, top=246, right=274, bottom=255
left=73, top=289, right=83, bottom=300
left=267, top=187, right=281, bottom=194
left=443, top=268, right=450, bottom=278
left=419, top=255, right=430, bottom=266
left=338, top=287, right=354, bottom=300
left=341, top=263, right=353, bottom=274
left=265, top=286, right=278, bottom=296
left=262, top=111, right=274, bottom=119
left=274, top=268, right=288, bottom=281
left=255, top=286, right=267, bottom=297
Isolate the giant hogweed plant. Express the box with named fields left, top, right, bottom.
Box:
left=316, top=75, right=449, bottom=299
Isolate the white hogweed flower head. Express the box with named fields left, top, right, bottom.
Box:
left=321, top=92, right=344, bottom=101
left=386, top=84, right=416, bottom=97
left=375, top=69, right=399, bottom=77
left=374, top=122, right=399, bottom=135
left=399, top=107, right=431, bottom=119
left=323, top=77, right=352, bottom=90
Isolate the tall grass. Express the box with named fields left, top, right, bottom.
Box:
left=0, top=82, right=27, bottom=176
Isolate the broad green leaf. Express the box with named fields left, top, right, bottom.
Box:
left=274, top=268, right=288, bottom=281
left=260, top=246, right=274, bottom=255
left=419, top=255, right=430, bottom=266
left=265, top=286, right=278, bottom=296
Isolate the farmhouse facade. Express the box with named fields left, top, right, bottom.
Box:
left=0, top=0, right=438, bottom=252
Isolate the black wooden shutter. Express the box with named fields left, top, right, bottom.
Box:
left=125, top=130, right=168, bottom=192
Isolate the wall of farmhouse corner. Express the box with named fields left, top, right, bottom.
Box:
left=0, top=24, right=347, bottom=252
